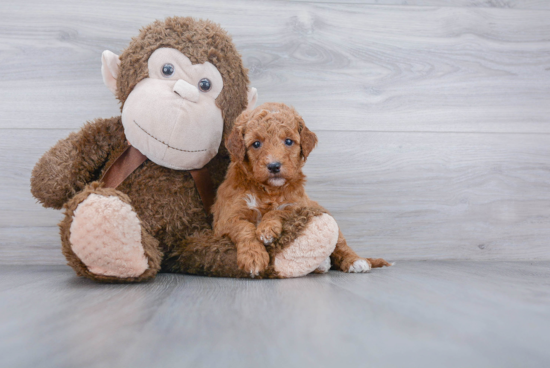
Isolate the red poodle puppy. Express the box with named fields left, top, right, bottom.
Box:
left=212, top=102, right=390, bottom=277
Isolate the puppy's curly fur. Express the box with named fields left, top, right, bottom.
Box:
left=213, top=102, right=390, bottom=276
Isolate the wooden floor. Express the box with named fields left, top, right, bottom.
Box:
left=0, top=262, right=549, bottom=368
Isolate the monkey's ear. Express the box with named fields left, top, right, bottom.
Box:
left=226, top=126, right=246, bottom=162
left=101, top=50, right=120, bottom=95
left=246, top=87, right=258, bottom=110
left=299, top=119, right=318, bottom=161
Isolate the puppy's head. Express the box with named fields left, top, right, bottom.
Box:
left=226, top=102, right=317, bottom=188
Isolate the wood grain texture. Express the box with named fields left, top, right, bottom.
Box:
left=0, top=0, right=549, bottom=263
left=1, top=262, right=549, bottom=368
left=289, top=0, right=550, bottom=10
left=1, top=1, right=549, bottom=133
left=4, top=128, right=550, bottom=262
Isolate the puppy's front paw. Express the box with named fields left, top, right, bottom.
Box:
left=256, top=220, right=283, bottom=246
left=237, top=243, right=270, bottom=277
left=347, top=259, right=371, bottom=273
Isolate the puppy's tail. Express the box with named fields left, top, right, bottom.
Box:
left=367, top=258, right=393, bottom=268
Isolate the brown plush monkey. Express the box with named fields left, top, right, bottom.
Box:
left=30, top=17, right=341, bottom=282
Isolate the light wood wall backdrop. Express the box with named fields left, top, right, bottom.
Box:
left=1, top=0, right=549, bottom=264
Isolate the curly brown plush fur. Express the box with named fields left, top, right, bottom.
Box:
left=30, top=17, right=334, bottom=282
left=30, top=117, right=125, bottom=210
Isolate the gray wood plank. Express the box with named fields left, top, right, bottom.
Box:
left=0, top=262, right=548, bottom=368
left=0, top=227, right=65, bottom=266
left=3, top=129, right=550, bottom=263
left=305, top=131, right=550, bottom=260
left=289, top=0, right=550, bottom=10
left=0, top=1, right=549, bottom=133
left=0, top=266, right=183, bottom=368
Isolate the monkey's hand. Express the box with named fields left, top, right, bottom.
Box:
left=31, top=117, right=124, bottom=209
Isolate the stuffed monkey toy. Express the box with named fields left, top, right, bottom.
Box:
left=30, top=17, right=341, bottom=282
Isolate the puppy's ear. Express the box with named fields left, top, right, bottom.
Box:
left=299, top=118, right=318, bottom=161
left=226, top=126, right=246, bottom=162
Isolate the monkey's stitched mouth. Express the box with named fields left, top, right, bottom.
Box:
left=133, top=120, right=207, bottom=153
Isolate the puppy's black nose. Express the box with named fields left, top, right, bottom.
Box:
left=267, top=162, right=281, bottom=174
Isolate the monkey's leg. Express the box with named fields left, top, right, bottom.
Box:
left=269, top=207, right=339, bottom=278
left=60, top=183, right=162, bottom=283
left=161, top=232, right=250, bottom=278
left=330, top=230, right=391, bottom=273
left=163, top=207, right=338, bottom=279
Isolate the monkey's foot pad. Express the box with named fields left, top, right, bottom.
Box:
left=274, top=213, right=339, bottom=278
left=69, top=194, right=149, bottom=278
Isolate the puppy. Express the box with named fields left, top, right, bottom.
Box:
left=213, top=102, right=390, bottom=276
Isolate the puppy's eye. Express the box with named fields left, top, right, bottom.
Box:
left=198, top=78, right=212, bottom=92
left=285, top=139, right=294, bottom=146
left=252, top=141, right=262, bottom=149
left=162, top=63, right=175, bottom=77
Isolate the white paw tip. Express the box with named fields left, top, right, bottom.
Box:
left=260, top=235, right=273, bottom=245
left=315, top=257, right=331, bottom=273
left=348, top=259, right=371, bottom=273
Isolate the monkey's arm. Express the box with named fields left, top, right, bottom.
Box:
left=30, top=116, right=125, bottom=209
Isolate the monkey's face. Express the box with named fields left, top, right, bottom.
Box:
left=119, top=48, right=224, bottom=170
left=101, top=18, right=257, bottom=170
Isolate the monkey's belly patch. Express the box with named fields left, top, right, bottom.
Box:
left=274, top=213, right=338, bottom=278
left=69, top=194, right=149, bottom=278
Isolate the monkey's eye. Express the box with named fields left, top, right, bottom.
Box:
left=252, top=141, right=262, bottom=149
left=162, top=63, right=175, bottom=77
left=284, top=139, right=294, bottom=146
left=198, top=78, right=212, bottom=92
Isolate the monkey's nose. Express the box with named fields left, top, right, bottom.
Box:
left=173, top=79, right=199, bottom=103
left=267, top=162, right=281, bottom=174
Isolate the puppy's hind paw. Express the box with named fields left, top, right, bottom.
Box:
left=314, top=257, right=331, bottom=274
left=347, top=259, right=371, bottom=273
